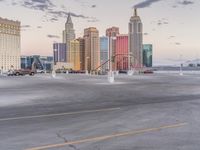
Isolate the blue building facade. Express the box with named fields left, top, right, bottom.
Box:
left=143, top=44, right=153, bottom=67
left=53, top=43, right=67, bottom=63
left=21, top=55, right=53, bottom=71
left=100, top=36, right=109, bottom=72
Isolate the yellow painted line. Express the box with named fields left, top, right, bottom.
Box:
left=0, top=107, right=121, bottom=122
left=26, top=122, right=187, bottom=150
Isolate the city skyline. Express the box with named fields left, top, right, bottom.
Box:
left=0, top=0, right=199, bottom=65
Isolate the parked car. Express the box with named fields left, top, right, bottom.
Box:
left=68, top=70, right=86, bottom=74
left=119, top=70, right=128, bottom=74
left=36, top=69, right=45, bottom=73
left=9, top=69, right=36, bottom=76
left=143, top=70, right=154, bottom=74
left=7, top=70, right=13, bottom=76
left=55, top=69, right=66, bottom=73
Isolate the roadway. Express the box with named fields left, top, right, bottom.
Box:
left=0, top=73, right=200, bottom=150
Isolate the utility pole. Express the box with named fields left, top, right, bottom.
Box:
left=179, top=54, right=183, bottom=76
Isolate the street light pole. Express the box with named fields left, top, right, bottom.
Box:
left=128, top=52, right=134, bottom=76
left=52, top=48, right=57, bottom=78
left=44, top=61, right=47, bottom=74
left=108, top=37, right=115, bottom=83
left=86, top=57, right=89, bottom=75
left=179, top=54, right=183, bottom=76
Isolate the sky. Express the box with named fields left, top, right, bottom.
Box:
left=0, top=0, right=199, bottom=65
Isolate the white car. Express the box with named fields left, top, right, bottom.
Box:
left=36, top=70, right=45, bottom=73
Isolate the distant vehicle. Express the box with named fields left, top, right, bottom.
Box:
left=55, top=69, right=66, bottom=73
left=98, top=71, right=107, bottom=75
left=69, top=70, right=86, bottom=74
left=36, top=69, right=45, bottom=73
left=7, top=70, right=15, bottom=76
left=119, top=70, right=128, bottom=74
left=143, top=70, right=154, bottom=74
left=8, top=69, right=35, bottom=76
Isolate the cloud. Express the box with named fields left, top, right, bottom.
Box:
left=48, top=10, right=89, bottom=19
left=133, top=0, right=162, bottom=8
left=91, top=5, right=96, bottom=8
left=22, top=0, right=54, bottom=11
left=21, top=25, right=31, bottom=31
left=47, top=34, right=60, bottom=38
left=168, top=36, right=175, bottom=39
left=178, top=0, right=194, bottom=5
left=37, top=26, right=42, bottom=28
left=8, top=0, right=95, bottom=22
left=175, top=42, right=181, bottom=45
left=49, top=17, right=58, bottom=22
left=12, top=1, right=17, bottom=5
left=87, top=18, right=99, bottom=22
left=156, top=18, right=169, bottom=26
left=163, top=21, right=169, bottom=24
left=21, top=25, right=31, bottom=28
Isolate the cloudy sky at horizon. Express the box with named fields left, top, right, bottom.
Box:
left=0, top=0, right=199, bottom=65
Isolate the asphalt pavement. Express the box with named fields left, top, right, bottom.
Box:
left=0, top=73, right=200, bottom=150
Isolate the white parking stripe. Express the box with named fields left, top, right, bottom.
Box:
left=0, top=107, right=121, bottom=122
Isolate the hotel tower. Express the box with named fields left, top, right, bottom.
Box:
left=0, top=17, right=21, bottom=72
left=128, top=9, right=143, bottom=68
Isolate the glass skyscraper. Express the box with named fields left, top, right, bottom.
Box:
left=53, top=43, right=67, bottom=63
left=100, top=36, right=109, bottom=72
left=143, top=44, right=153, bottom=67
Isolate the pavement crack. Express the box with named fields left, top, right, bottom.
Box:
left=56, top=132, right=80, bottom=150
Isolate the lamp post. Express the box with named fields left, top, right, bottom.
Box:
left=44, top=61, right=47, bottom=74
left=86, top=57, right=90, bottom=75
left=179, top=54, right=183, bottom=76
left=128, top=52, right=134, bottom=76
left=108, top=37, right=116, bottom=83
left=52, top=48, right=57, bottom=78
left=0, top=66, right=3, bottom=75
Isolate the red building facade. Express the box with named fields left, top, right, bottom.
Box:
left=115, top=34, right=128, bottom=70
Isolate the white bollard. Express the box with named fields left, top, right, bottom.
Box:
left=114, top=71, right=119, bottom=76
left=127, top=70, right=134, bottom=76
left=116, top=71, right=119, bottom=76
left=66, top=70, right=69, bottom=75
left=108, top=71, right=115, bottom=83
left=52, top=70, right=56, bottom=78
left=85, top=70, right=89, bottom=75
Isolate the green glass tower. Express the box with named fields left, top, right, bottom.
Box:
left=143, top=44, right=152, bottom=67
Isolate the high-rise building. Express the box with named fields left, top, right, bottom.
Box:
left=84, top=27, right=100, bottom=72
left=106, top=27, right=119, bottom=37
left=116, top=34, right=128, bottom=70
left=63, top=13, right=75, bottom=62
left=70, top=40, right=80, bottom=70
left=0, top=17, right=20, bottom=72
left=143, top=44, right=152, bottom=67
left=77, top=37, right=85, bottom=70
left=128, top=9, right=143, bottom=68
left=106, top=27, right=120, bottom=71
left=53, top=43, right=67, bottom=64
left=100, top=36, right=109, bottom=72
